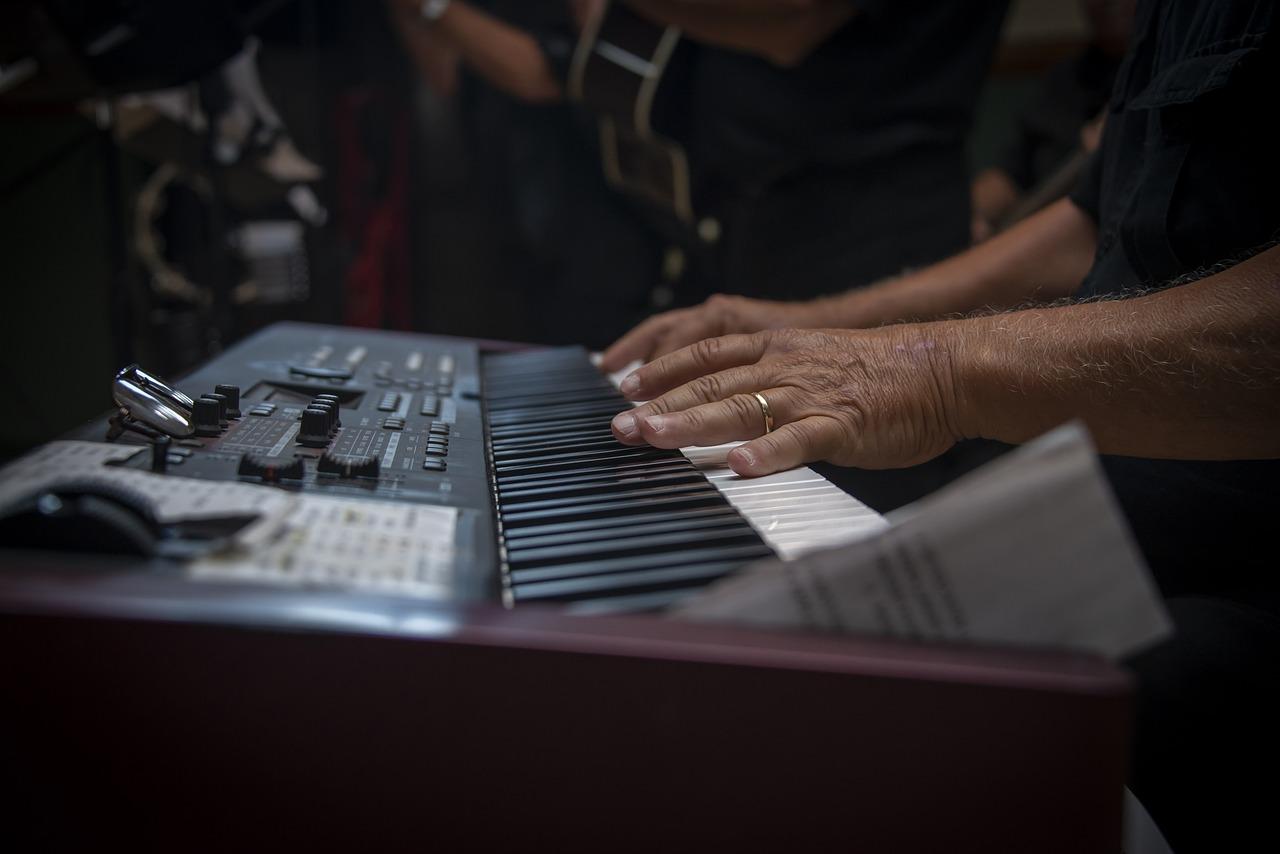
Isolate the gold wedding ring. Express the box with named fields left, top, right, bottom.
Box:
left=752, top=392, right=774, bottom=434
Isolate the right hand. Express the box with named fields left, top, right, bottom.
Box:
left=600, top=293, right=827, bottom=372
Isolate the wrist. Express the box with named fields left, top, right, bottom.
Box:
left=916, top=318, right=989, bottom=444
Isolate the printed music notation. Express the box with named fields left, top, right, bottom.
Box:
left=189, top=494, right=458, bottom=597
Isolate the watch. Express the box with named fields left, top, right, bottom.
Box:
left=420, top=0, right=452, bottom=22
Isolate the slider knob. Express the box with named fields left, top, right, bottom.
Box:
left=317, top=452, right=380, bottom=479
left=298, top=407, right=332, bottom=448
left=238, top=454, right=305, bottom=483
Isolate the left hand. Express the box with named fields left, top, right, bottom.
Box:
left=609, top=326, right=969, bottom=476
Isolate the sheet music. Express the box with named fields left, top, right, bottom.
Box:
left=673, top=423, right=1173, bottom=660
left=189, top=495, right=458, bottom=597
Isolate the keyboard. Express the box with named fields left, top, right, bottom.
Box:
left=34, top=322, right=883, bottom=613
left=0, top=323, right=1132, bottom=852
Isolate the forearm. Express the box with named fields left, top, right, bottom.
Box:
left=945, top=244, right=1280, bottom=459
left=402, top=1, right=562, bottom=103
left=388, top=0, right=460, bottom=95
left=820, top=197, right=1099, bottom=328
left=625, top=0, right=854, bottom=65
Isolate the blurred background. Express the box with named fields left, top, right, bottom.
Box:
left=0, top=0, right=1127, bottom=461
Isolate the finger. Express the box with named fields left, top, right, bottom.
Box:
left=612, top=363, right=772, bottom=444
left=727, top=416, right=847, bottom=477
left=600, top=310, right=690, bottom=373
left=649, top=314, right=722, bottom=361
left=618, top=333, right=770, bottom=400
left=632, top=389, right=800, bottom=449
left=637, top=364, right=769, bottom=416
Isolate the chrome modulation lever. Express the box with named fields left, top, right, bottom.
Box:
left=112, top=364, right=196, bottom=438
left=123, top=364, right=195, bottom=410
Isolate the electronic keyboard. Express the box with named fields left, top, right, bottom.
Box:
left=11, top=321, right=883, bottom=613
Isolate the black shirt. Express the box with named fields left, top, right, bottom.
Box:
left=1071, top=0, right=1278, bottom=298
left=1061, top=0, right=1280, bottom=595
left=1065, top=0, right=1280, bottom=595
left=1063, top=11, right=1280, bottom=848
left=528, top=2, right=1010, bottom=300
left=660, top=1, right=1012, bottom=298
left=676, top=0, right=1010, bottom=188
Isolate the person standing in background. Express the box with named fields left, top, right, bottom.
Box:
left=390, top=0, right=1010, bottom=347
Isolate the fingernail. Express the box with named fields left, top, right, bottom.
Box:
left=643, top=414, right=667, bottom=434
left=620, top=373, right=640, bottom=396
left=731, top=447, right=757, bottom=471
left=612, top=412, right=638, bottom=437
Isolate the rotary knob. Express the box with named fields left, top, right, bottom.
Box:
left=298, top=407, right=332, bottom=448
left=214, top=384, right=242, bottom=418
left=201, top=393, right=229, bottom=426
left=309, top=400, right=338, bottom=432
left=193, top=397, right=223, bottom=437
left=313, top=394, right=341, bottom=427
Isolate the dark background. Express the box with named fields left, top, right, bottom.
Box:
left=0, top=0, right=1089, bottom=462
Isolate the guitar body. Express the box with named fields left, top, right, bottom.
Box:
left=569, top=1, right=693, bottom=222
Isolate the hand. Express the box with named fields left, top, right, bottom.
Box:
left=609, top=326, right=968, bottom=477
left=600, top=293, right=829, bottom=372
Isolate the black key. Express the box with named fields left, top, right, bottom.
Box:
left=496, top=456, right=689, bottom=484
left=502, top=512, right=752, bottom=550
left=493, top=448, right=671, bottom=477
left=510, top=559, right=753, bottom=603
left=493, top=456, right=690, bottom=486
left=500, top=491, right=737, bottom=527
left=495, top=463, right=695, bottom=497
left=501, top=505, right=745, bottom=542
left=507, top=526, right=764, bottom=569
left=498, top=471, right=708, bottom=503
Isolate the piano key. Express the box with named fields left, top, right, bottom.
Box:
left=495, top=455, right=691, bottom=486
left=481, top=347, right=887, bottom=615
left=503, top=512, right=752, bottom=551
left=507, top=525, right=764, bottom=568
left=495, top=460, right=692, bottom=493
left=491, top=436, right=622, bottom=460
left=509, top=559, right=752, bottom=603
left=496, top=480, right=716, bottom=514
left=493, top=448, right=671, bottom=476
left=500, top=505, right=745, bottom=541
left=500, top=491, right=734, bottom=527
left=602, top=363, right=889, bottom=559
left=498, top=471, right=708, bottom=502
left=510, top=545, right=770, bottom=586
